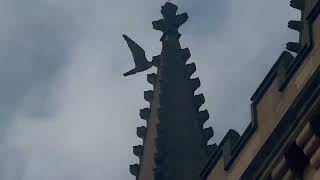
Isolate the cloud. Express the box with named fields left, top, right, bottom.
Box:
left=0, top=0, right=300, bottom=179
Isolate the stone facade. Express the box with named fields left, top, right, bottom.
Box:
left=201, top=0, right=320, bottom=179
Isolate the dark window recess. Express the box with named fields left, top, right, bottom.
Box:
left=284, top=141, right=309, bottom=177
left=310, top=115, right=320, bottom=137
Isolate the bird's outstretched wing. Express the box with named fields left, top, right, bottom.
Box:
left=122, top=34, right=148, bottom=67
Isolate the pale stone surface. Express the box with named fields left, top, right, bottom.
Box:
left=311, top=167, right=320, bottom=180
left=271, top=158, right=288, bottom=179
left=296, top=123, right=313, bottom=147
left=310, top=146, right=320, bottom=169
left=206, top=158, right=227, bottom=180
left=303, top=135, right=320, bottom=157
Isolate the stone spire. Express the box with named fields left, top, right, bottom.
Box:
left=126, top=2, right=215, bottom=180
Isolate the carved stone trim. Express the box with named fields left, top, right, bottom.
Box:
left=186, top=63, right=196, bottom=78
left=190, top=78, right=201, bottom=93
left=147, top=73, right=157, bottom=85
left=130, top=164, right=140, bottom=176
left=133, top=145, right=144, bottom=159
left=144, top=90, right=154, bottom=103
left=140, top=108, right=150, bottom=121
left=193, top=94, right=205, bottom=111
left=137, top=126, right=147, bottom=139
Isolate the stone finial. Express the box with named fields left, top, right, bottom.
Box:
left=277, top=51, right=294, bottom=75
left=223, top=129, right=240, bottom=169
left=152, top=2, right=188, bottom=41
left=130, top=164, right=140, bottom=176
left=286, top=42, right=301, bottom=53
left=140, top=108, right=150, bottom=121
left=288, top=20, right=303, bottom=32
left=161, top=2, right=178, bottom=17
left=137, top=126, right=147, bottom=139
left=277, top=51, right=294, bottom=91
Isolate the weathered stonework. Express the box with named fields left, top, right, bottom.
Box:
left=125, top=2, right=213, bottom=180
left=202, top=0, right=320, bottom=179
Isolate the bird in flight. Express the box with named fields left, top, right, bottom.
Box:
left=122, top=34, right=153, bottom=77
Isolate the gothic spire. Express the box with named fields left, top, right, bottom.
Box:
left=125, top=2, right=214, bottom=180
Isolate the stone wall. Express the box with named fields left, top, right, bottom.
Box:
left=203, top=1, right=320, bottom=179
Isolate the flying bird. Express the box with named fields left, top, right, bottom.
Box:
left=122, top=34, right=153, bottom=77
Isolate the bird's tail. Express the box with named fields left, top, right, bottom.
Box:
left=123, top=69, right=137, bottom=77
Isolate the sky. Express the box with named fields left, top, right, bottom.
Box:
left=0, top=0, right=300, bottom=179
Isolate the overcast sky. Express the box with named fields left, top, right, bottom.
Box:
left=0, top=0, right=300, bottom=179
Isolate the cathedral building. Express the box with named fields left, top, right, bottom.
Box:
left=124, top=0, right=320, bottom=179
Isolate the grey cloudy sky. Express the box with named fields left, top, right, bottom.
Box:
left=0, top=0, right=299, bottom=179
